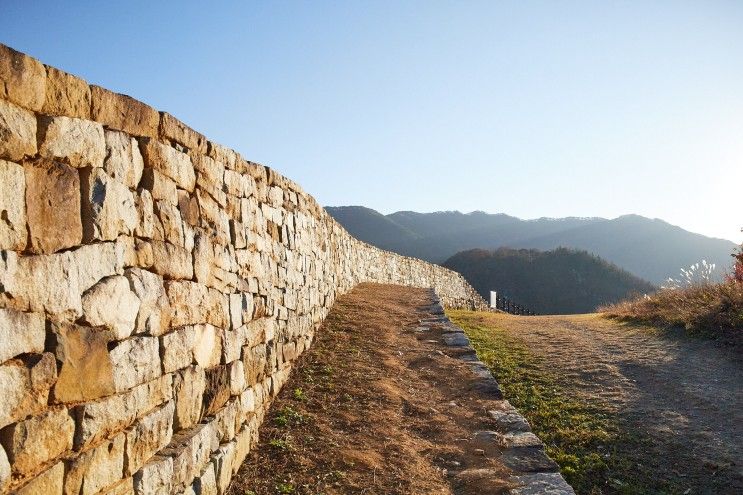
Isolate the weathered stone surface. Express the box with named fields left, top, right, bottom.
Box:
left=140, top=168, right=178, bottom=205
left=14, top=460, right=64, bottom=495
left=110, top=336, right=161, bottom=393
left=194, top=462, right=217, bottom=495
left=167, top=281, right=229, bottom=328
left=104, top=130, right=144, bottom=188
left=0, top=353, right=56, bottom=429
left=161, top=423, right=218, bottom=491
left=173, top=366, right=206, bottom=430
left=133, top=455, right=173, bottom=495
left=1, top=241, right=123, bottom=316
left=0, top=444, right=9, bottom=492
left=502, top=447, right=560, bottom=473
left=193, top=324, right=222, bottom=369
left=0, top=44, right=46, bottom=111
left=149, top=240, right=193, bottom=280
left=43, top=66, right=91, bottom=119
left=203, top=365, right=231, bottom=417
left=82, top=276, right=141, bottom=339
left=0, top=407, right=74, bottom=477
left=0, top=160, right=26, bottom=251
left=139, top=138, right=196, bottom=192
left=124, top=268, right=171, bottom=336
left=24, top=160, right=82, bottom=254
left=91, top=85, right=159, bottom=138
left=53, top=322, right=116, bottom=403
left=81, top=167, right=138, bottom=241
left=214, top=442, right=236, bottom=493
left=159, top=112, right=207, bottom=153
left=243, top=344, right=267, bottom=386
left=229, top=360, right=246, bottom=396
left=64, top=432, right=125, bottom=495
left=0, top=99, right=36, bottom=162
left=123, top=400, right=174, bottom=476
left=0, top=308, right=45, bottom=364
left=510, top=473, right=576, bottom=495
left=99, top=478, right=135, bottom=495
left=38, top=116, right=105, bottom=168
left=161, top=326, right=195, bottom=373
left=73, top=374, right=172, bottom=450
left=488, top=407, right=532, bottom=433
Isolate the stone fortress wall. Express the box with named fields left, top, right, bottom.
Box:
left=0, top=44, right=486, bottom=494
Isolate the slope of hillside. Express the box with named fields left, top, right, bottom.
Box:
left=443, top=247, right=656, bottom=314
left=326, top=207, right=736, bottom=284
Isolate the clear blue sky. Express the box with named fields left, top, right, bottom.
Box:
left=3, top=1, right=742, bottom=242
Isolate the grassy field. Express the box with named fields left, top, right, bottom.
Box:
left=448, top=310, right=742, bottom=495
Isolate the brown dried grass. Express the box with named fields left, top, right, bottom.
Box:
left=600, top=281, right=743, bottom=343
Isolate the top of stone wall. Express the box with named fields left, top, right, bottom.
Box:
left=0, top=42, right=485, bottom=309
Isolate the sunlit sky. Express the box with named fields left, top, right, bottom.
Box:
left=4, top=1, right=742, bottom=242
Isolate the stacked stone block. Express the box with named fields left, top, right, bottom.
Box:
left=0, top=44, right=486, bottom=494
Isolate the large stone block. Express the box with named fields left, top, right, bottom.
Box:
left=81, top=275, right=141, bottom=339
left=159, top=112, right=207, bottom=154
left=90, top=85, right=159, bottom=138
left=24, top=159, right=83, bottom=254
left=0, top=353, right=57, bottom=429
left=132, top=455, right=173, bottom=495
left=73, top=374, right=173, bottom=450
left=123, top=400, right=174, bottom=476
left=64, top=432, right=125, bottom=495
left=0, top=407, right=74, bottom=477
left=125, top=268, right=171, bottom=336
left=110, top=336, right=161, bottom=393
left=14, top=460, right=64, bottom=495
left=148, top=240, right=193, bottom=280
left=43, top=66, right=91, bottom=119
left=193, top=324, right=222, bottom=369
left=81, top=167, right=138, bottom=241
left=139, top=138, right=196, bottom=192
left=161, top=326, right=195, bottom=374
left=166, top=281, right=229, bottom=328
left=53, top=322, right=116, bottom=403
left=173, top=366, right=206, bottom=430
left=140, top=168, right=178, bottom=206
left=104, top=130, right=144, bottom=189
left=161, top=423, right=218, bottom=491
left=0, top=99, right=36, bottom=162
left=2, top=241, right=123, bottom=317
left=0, top=44, right=46, bottom=111
left=0, top=160, right=26, bottom=251
left=38, top=116, right=105, bottom=168
left=0, top=308, right=45, bottom=364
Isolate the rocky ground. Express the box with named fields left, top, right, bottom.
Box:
left=227, top=283, right=572, bottom=495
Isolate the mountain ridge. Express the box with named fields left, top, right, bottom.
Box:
left=325, top=206, right=736, bottom=284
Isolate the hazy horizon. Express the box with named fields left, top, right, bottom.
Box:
left=4, top=1, right=742, bottom=243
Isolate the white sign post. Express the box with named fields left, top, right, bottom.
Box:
left=490, top=291, right=497, bottom=309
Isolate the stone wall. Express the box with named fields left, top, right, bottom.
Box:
left=0, top=44, right=486, bottom=494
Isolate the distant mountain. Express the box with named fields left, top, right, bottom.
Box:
left=325, top=207, right=736, bottom=284
left=443, top=248, right=657, bottom=314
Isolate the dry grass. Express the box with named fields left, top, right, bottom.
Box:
left=600, top=281, right=743, bottom=343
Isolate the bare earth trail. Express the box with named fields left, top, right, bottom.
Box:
left=458, top=312, right=743, bottom=494
left=228, top=284, right=572, bottom=495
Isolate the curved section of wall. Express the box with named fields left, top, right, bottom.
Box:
left=0, top=44, right=485, bottom=494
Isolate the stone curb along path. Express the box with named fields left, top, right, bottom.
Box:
left=421, top=291, right=575, bottom=495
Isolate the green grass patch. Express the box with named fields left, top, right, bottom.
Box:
left=448, top=310, right=683, bottom=495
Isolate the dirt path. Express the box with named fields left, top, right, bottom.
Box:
left=227, top=284, right=571, bottom=495
left=453, top=312, right=743, bottom=494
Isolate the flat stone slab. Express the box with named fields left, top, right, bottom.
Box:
left=442, top=332, right=470, bottom=347
left=488, top=409, right=532, bottom=432
left=509, top=473, right=576, bottom=494
left=502, top=447, right=560, bottom=473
